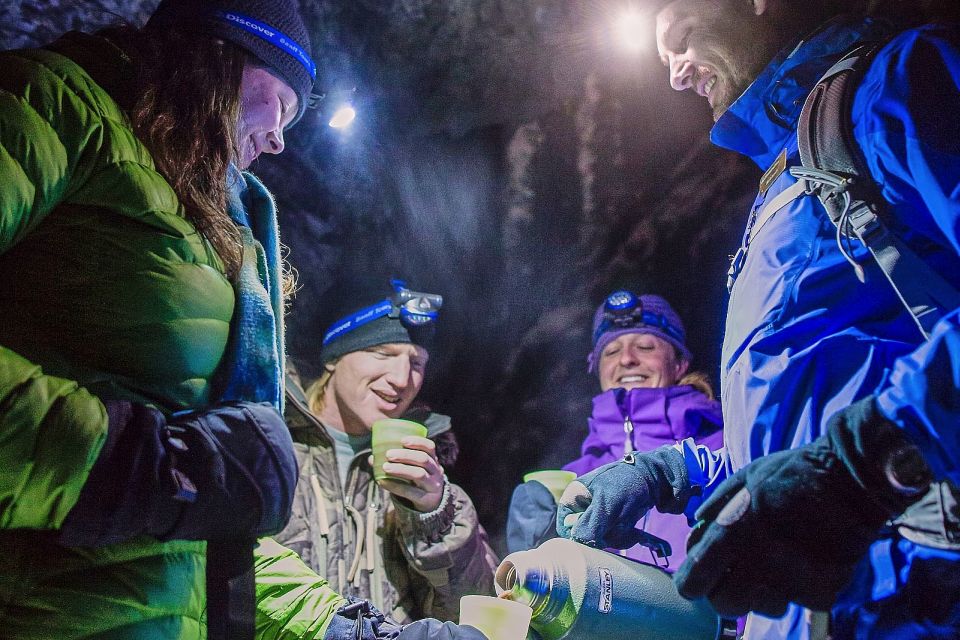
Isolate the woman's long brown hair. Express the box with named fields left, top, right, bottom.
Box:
left=102, top=25, right=246, bottom=279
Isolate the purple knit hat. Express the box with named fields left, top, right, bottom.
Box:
left=587, top=292, right=692, bottom=373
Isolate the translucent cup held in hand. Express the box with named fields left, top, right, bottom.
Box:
left=523, top=470, right=577, bottom=503
left=459, top=595, right=533, bottom=640
left=372, top=418, right=428, bottom=483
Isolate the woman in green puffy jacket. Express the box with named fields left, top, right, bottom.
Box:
left=0, top=1, right=355, bottom=637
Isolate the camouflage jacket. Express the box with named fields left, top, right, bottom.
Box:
left=276, top=375, right=499, bottom=623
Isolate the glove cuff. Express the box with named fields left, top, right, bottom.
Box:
left=644, top=445, right=695, bottom=514
left=827, top=396, right=931, bottom=518
left=60, top=402, right=182, bottom=547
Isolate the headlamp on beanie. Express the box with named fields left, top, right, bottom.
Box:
left=319, top=280, right=443, bottom=365
left=147, top=0, right=322, bottom=126
left=593, top=290, right=684, bottom=345
left=587, top=290, right=692, bottom=374
left=313, top=87, right=359, bottom=129
left=391, top=279, right=443, bottom=327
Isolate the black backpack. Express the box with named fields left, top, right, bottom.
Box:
left=793, top=39, right=960, bottom=340
left=794, top=37, right=960, bottom=551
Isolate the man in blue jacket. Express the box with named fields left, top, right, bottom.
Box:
left=556, top=1, right=960, bottom=638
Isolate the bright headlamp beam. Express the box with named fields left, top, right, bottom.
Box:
left=328, top=105, right=356, bottom=129
left=615, top=8, right=647, bottom=53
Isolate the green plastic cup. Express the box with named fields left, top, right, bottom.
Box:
left=522, top=470, right=578, bottom=503
left=459, top=595, right=532, bottom=640
left=372, top=418, right=428, bottom=483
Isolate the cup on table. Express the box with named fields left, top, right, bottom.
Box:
left=522, top=470, right=577, bottom=503
left=371, top=418, right=428, bottom=483
left=459, top=595, right=532, bottom=640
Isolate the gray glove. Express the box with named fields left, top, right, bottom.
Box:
left=556, top=445, right=695, bottom=549
left=323, top=600, right=402, bottom=640
left=507, top=480, right=558, bottom=553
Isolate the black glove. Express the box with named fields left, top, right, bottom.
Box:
left=674, top=397, right=932, bottom=617
left=59, top=400, right=297, bottom=547
left=322, top=600, right=488, bottom=640
left=507, top=479, right=558, bottom=553
left=323, top=599, right=403, bottom=640
left=555, top=445, right=695, bottom=549
left=398, top=620, right=489, bottom=640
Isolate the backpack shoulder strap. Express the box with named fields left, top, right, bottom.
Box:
left=797, top=43, right=880, bottom=181
left=794, top=39, right=960, bottom=340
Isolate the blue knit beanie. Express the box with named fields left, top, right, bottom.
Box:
left=587, top=293, right=692, bottom=373
left=147, top=0, right=315, bottom=125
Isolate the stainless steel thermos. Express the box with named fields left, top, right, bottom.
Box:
left=495, top=538, right=733, bottom=640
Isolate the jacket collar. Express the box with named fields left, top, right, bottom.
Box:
left=586, top=385, right=722, bottom=447
left=710, top=16, right=893, bottom=168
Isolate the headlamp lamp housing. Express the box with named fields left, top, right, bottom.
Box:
left=390, top=279, right=443, bottom=327
left=592, top=290, right=684, bottom=345
left=321, top=280, right=443, bottom=348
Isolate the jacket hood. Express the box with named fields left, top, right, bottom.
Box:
left=580, top=385, right=722, bottom=456
left=710, top=16, right=894, bottom=168
left=47, top=31, right=137, bottom=113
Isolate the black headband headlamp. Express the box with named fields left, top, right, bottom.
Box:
left=322, top=280, right=443, bottom=347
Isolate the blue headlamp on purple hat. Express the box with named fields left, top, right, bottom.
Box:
left=322, top=280, right=443, bottom=346
left=592, top=290, right=684, bottom=345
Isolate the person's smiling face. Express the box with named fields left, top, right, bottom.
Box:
left=326, top=343, right=429, bottom=435
left=236, top=64, right=298, bottom=169
left=598, top=332, right=688, bottom=392
left=655, top=0, right=782, bottom=120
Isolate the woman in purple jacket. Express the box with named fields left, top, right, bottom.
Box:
left=507, top=291, right=723, bottom=570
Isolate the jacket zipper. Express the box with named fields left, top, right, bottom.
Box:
left=622, top=415, right=641, bottom=558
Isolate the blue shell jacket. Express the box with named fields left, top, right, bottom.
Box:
left=677, top=17, right=960, bottom=639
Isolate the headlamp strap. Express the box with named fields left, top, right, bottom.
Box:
left=322, top=300, right=392, bottom=346
left=593, top=310, right=683, bottom=344
left=323, top=280, right=444, bottom=346
left=213, top=10, right=317, bottom=80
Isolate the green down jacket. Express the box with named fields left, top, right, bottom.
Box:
left=0, top=32, right=344, bottom=638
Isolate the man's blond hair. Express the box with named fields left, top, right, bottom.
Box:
left=305, top=361, right=338, bottom=415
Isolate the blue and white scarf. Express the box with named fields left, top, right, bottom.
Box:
left=215, top=164, right=285, bottom=411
